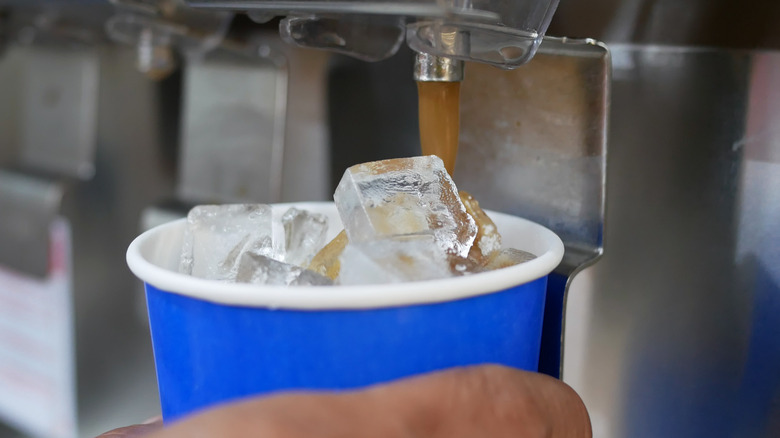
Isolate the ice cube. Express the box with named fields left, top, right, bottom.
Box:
left=294, top=269, right=335, bottom=286
left=236, top=252, right=333, bottom=286
left=334, top=156, right=476, bottom=258
left=307, top=230, right=349, bottom=280
left=448, top=255, right=482, bottom=276
left=460, top=191, right=502, bottom=263
left=482, top=248, right=537, bottom=271
left=337, top=236, right=453, bottom=285
left=282, top=207, right=329, bottom=267
left=179, top=204, right=278, bottom=282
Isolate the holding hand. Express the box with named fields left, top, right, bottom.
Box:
left=99, top=365, right=590, bottom=438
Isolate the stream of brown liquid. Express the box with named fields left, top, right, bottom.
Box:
left=417, top=81, right=461, bottom=176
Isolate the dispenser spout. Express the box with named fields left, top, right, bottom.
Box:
left=413, top=52, right=464, bottom=82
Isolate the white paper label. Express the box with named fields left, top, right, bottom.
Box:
left=0, top=218, right=77, bottom=438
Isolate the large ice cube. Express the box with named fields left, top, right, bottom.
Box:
left=334, top=156, right=476, bottom=258
left=236, top=252, right=333, bottom=286
left=179, top=204, right=279, bottom=282
left=337, top=236, right=453, bottom=285
left=282, top=207, right=328, bottom=267
left=460, top=191, right=502, bottom=263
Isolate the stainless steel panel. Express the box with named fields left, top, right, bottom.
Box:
left=455, top=37, right=610, bottom=377
left=457, top=37, right=608, bottom=271
left=563, top=46, right=780, bottom=437
left=18, top=45, right=99, bottom=180
left=178, top=47, right=287, bottom=203
left=0, top=44, right=99, bottom=180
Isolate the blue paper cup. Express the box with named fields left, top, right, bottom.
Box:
left=126, top=202, right=564, bottom=422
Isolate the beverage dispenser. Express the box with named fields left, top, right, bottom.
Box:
left=0, top=0, right=777, bottom=436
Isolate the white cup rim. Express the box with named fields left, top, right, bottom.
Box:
left=126, top=202, right=564, bottom=310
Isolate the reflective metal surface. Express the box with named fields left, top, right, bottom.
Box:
left=413, top=52, right=464, bottom=82
left=454, top=38, right=609, bottom=377
left=563, top=46, right=780, bottom=437
left=15, top=45, right=99, bottom=180
left=457, top=37, right=608, bottom=272
left=178, top=46, right=287, bottom=203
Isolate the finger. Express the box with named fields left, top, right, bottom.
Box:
left=96, top=417, right=163, bottom=438
left=149, top=365, right=590, bottom=438
left=365, top=364, right=592, bottom=438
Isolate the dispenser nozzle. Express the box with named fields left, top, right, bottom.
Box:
left=413, top=52, right=464, bottom=82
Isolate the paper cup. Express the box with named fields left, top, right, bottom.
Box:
left=126, top=202, right=564, bottom=421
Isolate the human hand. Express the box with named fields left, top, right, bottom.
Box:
left=97, top=365, right=590, bottom=438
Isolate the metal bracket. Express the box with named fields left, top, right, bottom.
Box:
left=456, top=36, right=610, bottom=378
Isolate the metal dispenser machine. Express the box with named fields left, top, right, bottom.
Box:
left=0, top=0, right=778, bottom=437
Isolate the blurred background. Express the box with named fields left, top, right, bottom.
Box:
left=0, top=0, right=778, bottom=436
